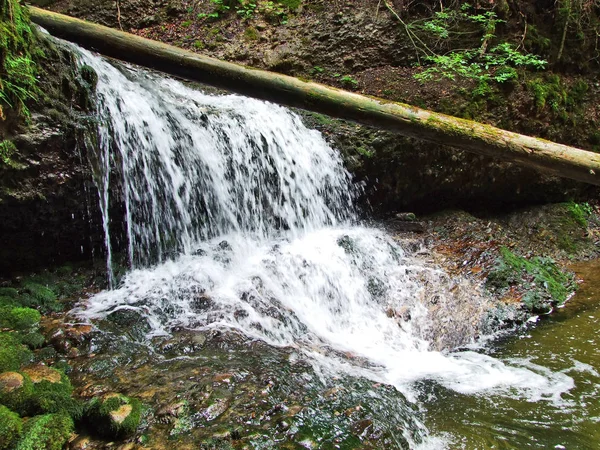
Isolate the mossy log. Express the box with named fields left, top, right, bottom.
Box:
left=29, top=6, right=600, bottom=186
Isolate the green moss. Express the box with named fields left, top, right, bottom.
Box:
left=0, top=140, right=25, bottom=169
left=566, top=201, right=592, bottom=227
left=85, top=394, right=142, bottom=437
left=31, top=373, right=82, bottom=418
left=18, top=332, right=44, bottom=349
left=0, top=333, right=33, bottom=372
left=243, top=26, right=259, bottom=41
left=15, top=413, right=73, bottom=450
left=487, top=247, right=576, bottom=313
left=526, top=74, right=588, bottom=124
left=20, top=282, right=61, bottom=313
left=0, top=288, right=18, bottom=298
left=79, top=64, right=98, bottom=91
left=0, top=405, right=22, bottom=450
left=275, top=0, right=301, bottom=9
left=0, top=296, right=18, bottom=307
left=0, top=307, right=40, bottom=330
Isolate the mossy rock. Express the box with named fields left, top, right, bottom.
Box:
left=19, top=332, right=45, bottom=350
left=0, top=307, right=41, bottom=330
left=85, top=393, right=142, bottom=438
left=0, top=288, right=19, bottom=299
left=486, top=247, right=576, bottom=314
left=0, top=333, right=33, bottom=373
left=22, top=366, right=82, bottom=418
left=20, top=282, right=61, bottom=313
left=0, top=371, right=34, bottom=415
left=15, top=413, right=73, bottom=450
left=0, top=296, right=18, bottom=308
left=0, top=404, right=22, bottom=450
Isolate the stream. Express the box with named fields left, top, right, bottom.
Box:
left=57, top=36, right=600, bottom=449
left=423, top=260, right=600, bottom=448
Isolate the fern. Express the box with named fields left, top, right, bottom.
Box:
left=0, top=0, right=41, bottom=119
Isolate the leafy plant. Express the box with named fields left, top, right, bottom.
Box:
left=0, top=0, right=42, bottom=119
left=340, top=75, right=358, bottom=88
left=407, top=3, right=546, bottom=87
left=237, top=0, right=257, bottom=19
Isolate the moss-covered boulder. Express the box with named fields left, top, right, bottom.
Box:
left=0, top=371, right=34, bottom=415
left=85, top=393, right=142, bottom=438
left=0, top=404, right=22, bottom=450
left=0, top=333, right=33, bottom=373
left=20, top=282, right=61, bottom=313
left=15, top=413, right=73, bottom=450
left=22, top=365, right=82, bottom=418
left=0, top=307, right=41, bottom=330
left=19, top=332, right=45, bottom=350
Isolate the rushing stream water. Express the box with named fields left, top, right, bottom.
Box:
left=61, top=39, right=600, bottom=448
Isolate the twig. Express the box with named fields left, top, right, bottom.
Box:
left=557, top=9, right=570, bottom=62
left=116, top=0, right=123, bottom=31
left=383, top=0, right=434, bottom=63
left=518, top=19, right=528, bottom=51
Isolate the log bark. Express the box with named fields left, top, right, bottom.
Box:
left=29, top=6, right=600, bottom=186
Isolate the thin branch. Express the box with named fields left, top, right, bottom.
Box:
left=383, top=0, right=435, bottom=63
left=116, top=0, right=123, bottom=31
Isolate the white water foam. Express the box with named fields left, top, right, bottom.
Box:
left=67, top=42, right=576, bottom=445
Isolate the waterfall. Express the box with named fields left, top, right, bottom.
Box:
left=68, top=44, right=574, bottom=448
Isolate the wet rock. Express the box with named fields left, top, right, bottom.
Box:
left=200, top=392, right=231, bottom=422
left=157, top=332, right=207, bottom=356
left=351, top=418, right=373, bottom=438
left=189, top=295, right=212, bottom=313
left=68, top=435, right=92, bottom=450
left=106, top=309, right=152, bottom=341
left=156, top=400, right=187, bottom=422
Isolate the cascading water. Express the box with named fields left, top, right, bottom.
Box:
left=68, top=43, right=577, bottom=447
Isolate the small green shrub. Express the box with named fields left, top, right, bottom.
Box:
left=412, top=5, right=546, bottom=86
left=15, top=413, right=73, bottom=450
left=0, top=405, right=22, bottom=450
left=340, top=75, right=358, bottom=88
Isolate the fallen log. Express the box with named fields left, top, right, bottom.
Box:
left=29, top=6, right=600, bottom=186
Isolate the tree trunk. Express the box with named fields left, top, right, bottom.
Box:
left=29, top=6, right=600, bottom=187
